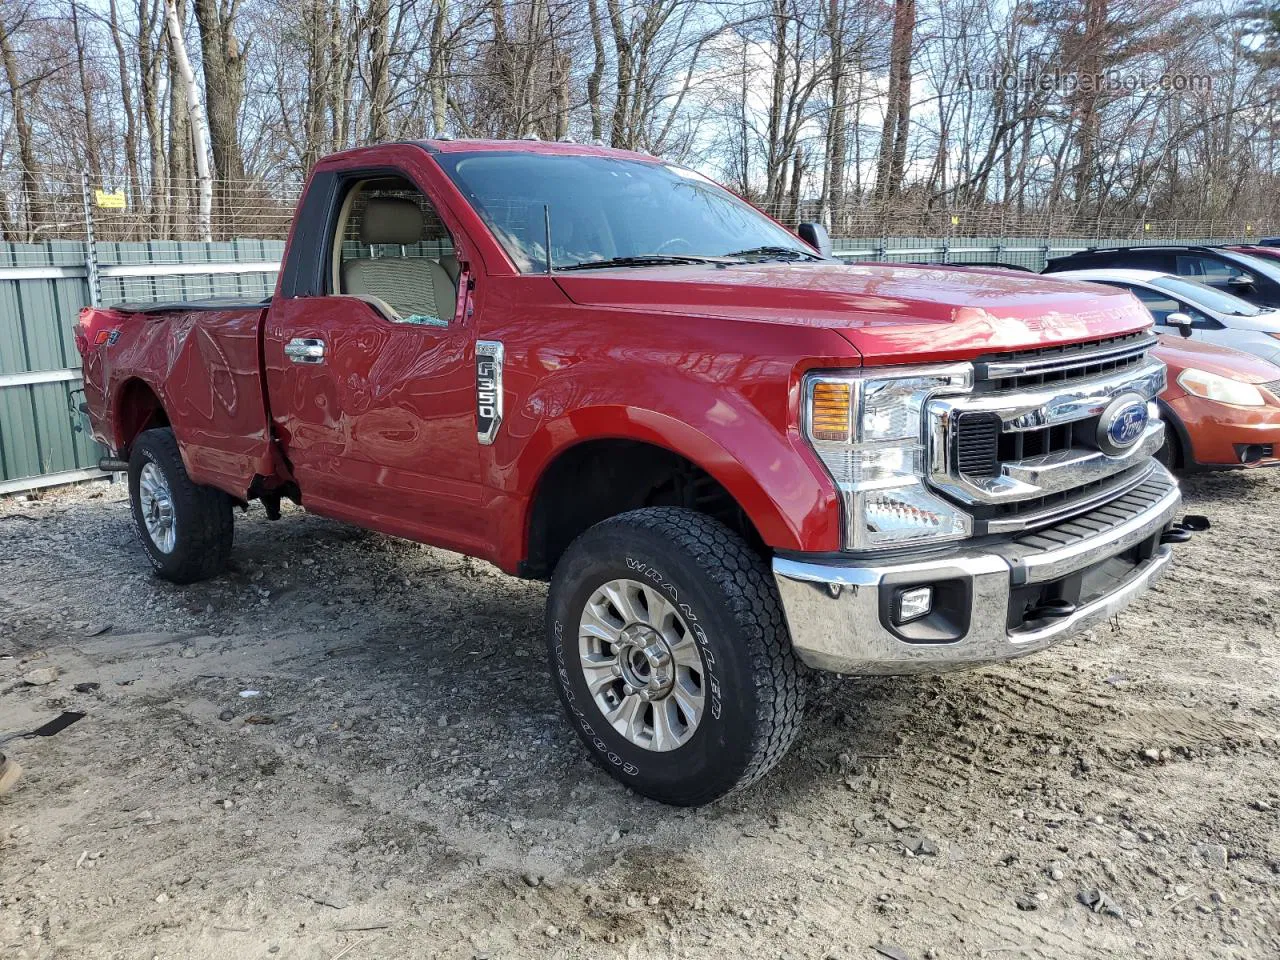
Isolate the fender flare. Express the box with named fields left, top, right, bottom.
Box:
left=510, top=401, right=842, bottom=557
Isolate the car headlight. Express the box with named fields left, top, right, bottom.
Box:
left=804, top=365, right=973, bottom=550
left=1177, top=368, right=1266, bottom=407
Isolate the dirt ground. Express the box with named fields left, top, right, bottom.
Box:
left=1, top=469, right=1277, bottom=960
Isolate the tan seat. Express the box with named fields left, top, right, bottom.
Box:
left=439, top=253, right=460, bottom=283
left=340, top=198, right=457, bottom=323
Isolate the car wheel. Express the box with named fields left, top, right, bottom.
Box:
left=128, top=427, right=234, bottom=583
left=1155, top=425, right=1182, bottom=470
left=546, top=507, right=806, bottom=806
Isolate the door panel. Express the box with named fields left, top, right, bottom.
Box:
left=264, top=294, right=486, bottom=550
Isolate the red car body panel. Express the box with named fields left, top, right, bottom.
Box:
left=1223, top=244, right=1280, bottom=264
left=74, top=141, right=1165, bottom=575
left=1153, top=335, right=1280, bottom=469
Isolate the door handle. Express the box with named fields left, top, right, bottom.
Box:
left=284, top=338, right=326, bottom=364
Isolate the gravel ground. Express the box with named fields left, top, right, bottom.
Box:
left=1, top=469, right=1278, bottom=960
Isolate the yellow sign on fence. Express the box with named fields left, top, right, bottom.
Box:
left=95, top=189, right=126, bottom=210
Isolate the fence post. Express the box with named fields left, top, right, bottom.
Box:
left=81, top=170, right=101, bottom=307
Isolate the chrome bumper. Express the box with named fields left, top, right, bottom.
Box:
left=773, top=464, right=1181, bottom=675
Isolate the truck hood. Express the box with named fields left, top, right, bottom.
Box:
left=554, top=261, right=1153, bottom=364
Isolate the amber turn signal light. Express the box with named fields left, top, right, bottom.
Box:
left=810, top=381, right=852, bottom=441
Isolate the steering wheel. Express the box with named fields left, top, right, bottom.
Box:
left=652, top=237, right=694, bottom=255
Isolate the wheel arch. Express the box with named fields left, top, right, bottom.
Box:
left=516, top=405, right=840, bottom=578
left=113, top=378, right=170, bottom=456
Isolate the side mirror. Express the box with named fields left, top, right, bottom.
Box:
left=797, top=222, right=833, bottom=258
left=1228, top=273, right=1255, bottom=287
left=1167, top=312, right=1195, bottom=338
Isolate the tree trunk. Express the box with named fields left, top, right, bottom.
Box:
left=874, top=0, right=914, bottom=203
left=164, top=0, right=213, bottom=241
left=138, top=0, right=166, bottom=224
left=109, top=0, right=142, bottom=228
left=586, top=0, right=606, bottom=141
left=192, top=0, right=247, bottom=235
left=822, top=0, right=847, bottom=231
left=69, top=2, right=103, bottom=183
left=0, top=18, right=46, bottom=239
left=427, top=0, right=448, bottom=135
left=366, top=0, right=391, bottom=141
left=606, top=0, right=634, bottom=148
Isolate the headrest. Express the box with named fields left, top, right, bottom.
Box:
left=360, top=197, right=423, bottom=245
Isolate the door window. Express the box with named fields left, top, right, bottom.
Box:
left=1128, top=286, right=1180, bottom=324
left=333, top=176, right=459, bottom=326
left=1175, top=255, right=1246, bottom=285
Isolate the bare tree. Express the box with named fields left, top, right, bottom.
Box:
left=164, top=0, right=212, bottom=239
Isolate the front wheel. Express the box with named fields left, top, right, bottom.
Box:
left=128, top=427, right=233, bottom=583
left=546, top=508, right=806, bottom=806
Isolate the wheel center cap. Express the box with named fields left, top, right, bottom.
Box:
left=616, top=624, right=675, bottom=700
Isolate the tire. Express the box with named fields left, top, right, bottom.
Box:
left=546, top=507, right=806, bottom=806
left=1155, top=425, right=1181, bottom=471
left=128, top=427, right=233, bottom=583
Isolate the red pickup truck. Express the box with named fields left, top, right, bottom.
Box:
left=76, top=139, right=1198, bottom=805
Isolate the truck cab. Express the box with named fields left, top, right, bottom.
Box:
left=76, top=140, right=1198, bottom=805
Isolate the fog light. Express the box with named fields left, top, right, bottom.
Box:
left=895, top=586, right=933, bottom=624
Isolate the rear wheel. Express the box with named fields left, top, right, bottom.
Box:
left=128, top=428, right=233, bottom=583
left=546, top=507, right=806, bottom=805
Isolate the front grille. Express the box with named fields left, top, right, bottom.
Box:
left=998, top=423, right=1075, bottom=462
left=1263, top=379, right=1280, bottom=401
left=933, top=332, right=1165, bottom=533
left=955, top=412, right=1001, bottom=477
left=977, top=331, right=1154, bottom=392
left=954, top=333, right=1155, bottom=485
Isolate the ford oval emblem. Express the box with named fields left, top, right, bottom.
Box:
left=1096, top=394, right=1149, bottom=455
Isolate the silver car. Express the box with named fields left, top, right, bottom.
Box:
left=1055, top=268, right=1280, bottom=366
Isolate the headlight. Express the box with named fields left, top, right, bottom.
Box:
left=1177, top=368, right=1266, bottom=407
left=804, top=366, right=973, bottom=550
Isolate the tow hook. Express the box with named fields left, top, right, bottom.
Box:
left=1026, top=597, right=1077, bottom=621
left=1160, top=514, right=1211, bottom=544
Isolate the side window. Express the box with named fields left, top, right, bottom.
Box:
left=333, top=176, right=459, bottom=326
left=1180, top=305, right=1221, bottom=329
left=1175, top=255, right=1244, bottom=284
left=1129, top=286, right=1180, bottom=324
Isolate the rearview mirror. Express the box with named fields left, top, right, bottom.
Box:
left=1228, top=273, right=1255, bottom=287
left=797, top=222, right=833, bottom=258
left=1167, top=312, right=1195, bottom=338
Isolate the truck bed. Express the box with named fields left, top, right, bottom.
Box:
left=77, top=301, right=278, bottom=498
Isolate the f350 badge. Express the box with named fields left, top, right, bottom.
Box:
left=476, top=340, right=504, bottom=445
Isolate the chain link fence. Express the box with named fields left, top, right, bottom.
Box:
left=3, top=167, right=1276, bottom=249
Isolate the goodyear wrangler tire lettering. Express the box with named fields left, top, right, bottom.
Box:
left=544, top=507, right=806, bottom=806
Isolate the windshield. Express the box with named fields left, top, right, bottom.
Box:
left=1150, top=275, right=1263, bottom=316
left=436, top=151, right=817, bottom=272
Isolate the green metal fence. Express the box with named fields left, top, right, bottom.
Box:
left=0, top=241, right=282, bottom=494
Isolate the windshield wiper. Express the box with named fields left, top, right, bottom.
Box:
left=556, top=254, right=729, bottom=271
left=722, top=245, right=822, bottom=261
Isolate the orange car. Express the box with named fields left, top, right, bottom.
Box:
left=1154, top=334, right=1280, bottom=469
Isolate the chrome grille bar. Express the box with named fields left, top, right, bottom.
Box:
left=977, top=332, right=1156, bottom=383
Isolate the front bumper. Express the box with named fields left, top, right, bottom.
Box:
left=773, top=463, right=1182, bottom=675
left=1169, top=394, right=1280, bottom=469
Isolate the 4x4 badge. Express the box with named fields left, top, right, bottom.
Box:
left=476, top=340, right=504, bottom=445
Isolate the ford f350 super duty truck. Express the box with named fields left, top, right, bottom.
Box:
left=76, top=140, right=1200, bottom=805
